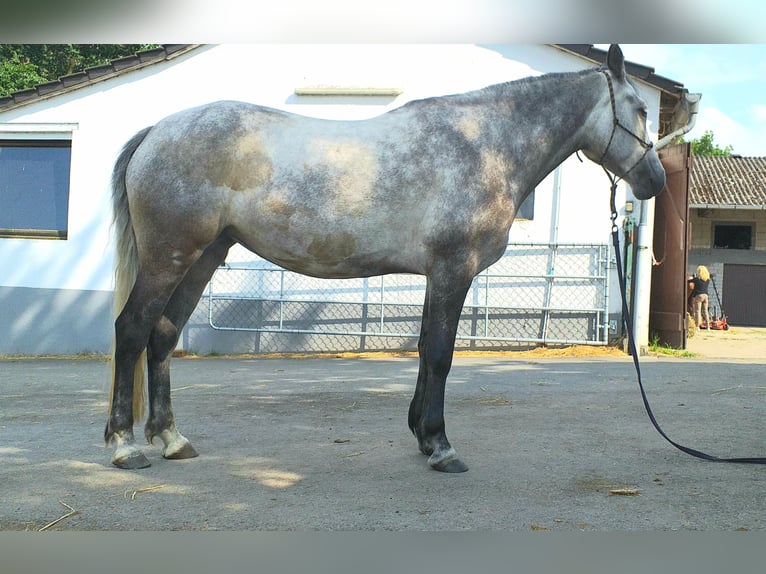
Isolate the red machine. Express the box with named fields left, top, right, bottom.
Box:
left=703, top=274, right=729, bottom=330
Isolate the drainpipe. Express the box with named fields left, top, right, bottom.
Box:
left=631, top=195, right=656, bottom=354
left=630, top=90, right=701, bottom=353
left=656, top=91, right=702, bottom=151
left=541, top=165, right=563, bottom=343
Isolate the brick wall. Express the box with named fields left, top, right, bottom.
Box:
left=688, top=208, right=766, bottom=250
left=687, top=207, right=766, bottom=307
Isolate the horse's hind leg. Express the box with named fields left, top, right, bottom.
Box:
left=108, top=270, right=188, bottom=469
left=144, top=235, right=235, bottom=460
left=408, top=275, right=472, bottom=473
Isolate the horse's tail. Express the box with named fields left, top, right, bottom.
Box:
left=110, top=126, right=153, bottom=422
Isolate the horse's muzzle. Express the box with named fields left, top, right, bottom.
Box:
left=629, top=153, right=666, bottom=200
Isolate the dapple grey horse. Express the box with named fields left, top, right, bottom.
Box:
left=106, top=45, right=665, bottom=472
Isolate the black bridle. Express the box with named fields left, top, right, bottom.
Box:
left=597, top=69, right=655, bottom=193
left=603, top=68, right=766, bottom=464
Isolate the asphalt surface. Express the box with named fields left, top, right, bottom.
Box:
left=2, top=348, right=765, bottom=531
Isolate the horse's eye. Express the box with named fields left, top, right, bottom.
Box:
left=638, top=107, right=648, bottom=118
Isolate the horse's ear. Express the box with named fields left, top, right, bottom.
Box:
left=606, top=44, right=626, bottom=81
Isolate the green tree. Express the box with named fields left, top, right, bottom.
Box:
left=0, top=52, right=46, bottom=95
left=0, top=45, right=158, bottom=97
left=681, top=130, right=734, bottom=157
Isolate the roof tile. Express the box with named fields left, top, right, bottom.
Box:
left=85, top=63, right=116, bottom=79
left=59, top=71, right=88, bottom=87
left=690, top=155, right=766, bottom=208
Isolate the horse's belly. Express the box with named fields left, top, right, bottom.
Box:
left=229, top=221, right=424, bottom=279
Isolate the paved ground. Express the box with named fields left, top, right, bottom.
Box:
left=1, top=329, right=764, bottom=531
left=685, top=325, right=766, bottom=361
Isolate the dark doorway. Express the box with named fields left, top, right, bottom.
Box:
left=722, top=264, right=766, bottom=327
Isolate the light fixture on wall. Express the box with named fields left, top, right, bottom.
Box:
left=294, top=86, right=403, bottom=96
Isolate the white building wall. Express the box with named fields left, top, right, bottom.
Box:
left=0, top=44, right=662, bottom=354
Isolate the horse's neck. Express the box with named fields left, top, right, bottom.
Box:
left=485, top=70, right=602, bottom=187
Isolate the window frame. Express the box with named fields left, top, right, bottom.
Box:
left=0, top=123, right=76, bottom=240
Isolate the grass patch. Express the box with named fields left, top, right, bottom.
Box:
left=648, top=333, right=698, bottom=358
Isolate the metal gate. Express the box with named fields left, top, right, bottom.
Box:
left=207, top=243, right=612, bottom=349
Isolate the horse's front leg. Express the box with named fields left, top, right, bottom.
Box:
left=409, top=277, right=472, bottom=473
left=408, top=286, right=430, bottom=441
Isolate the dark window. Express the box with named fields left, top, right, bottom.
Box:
left=0, top=139, right=72, bottom=239
left=713, top=223, right=752, bottom=250
left=517, top=191, right=534, bottom=220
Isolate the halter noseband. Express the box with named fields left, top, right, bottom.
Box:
left=597, top=69, right=654, bottom=186
left=596, top=69, right=656, bottom=233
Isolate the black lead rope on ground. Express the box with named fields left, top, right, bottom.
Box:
left=610, top=183, right=766, bottom=464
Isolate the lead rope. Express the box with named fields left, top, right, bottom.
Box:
left=609, top=180, right=766, bottom=464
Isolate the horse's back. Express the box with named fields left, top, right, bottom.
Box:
left=123, top=101, right=435, bottom=277
left=123, top=97, right=514, bottom=279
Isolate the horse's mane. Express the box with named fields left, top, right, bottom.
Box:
left=401, top=67, right=602, bottom=110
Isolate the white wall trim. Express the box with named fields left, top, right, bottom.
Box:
left=0, top=123, right=78, bottom=139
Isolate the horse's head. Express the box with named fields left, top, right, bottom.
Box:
left=581, top=44, right=666, bottom=201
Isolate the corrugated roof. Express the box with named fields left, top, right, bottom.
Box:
left=0, top=45, right=198, bottom=112
left=690, top=155, right=766, bottom=208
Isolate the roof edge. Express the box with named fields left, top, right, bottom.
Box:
left=0, top=44, right=689, bottom=115
left=0, top=44, right=200, bottom=113
left=691, top=204, right=766, bottom=210
left=553, top=44, right=685, bottom=96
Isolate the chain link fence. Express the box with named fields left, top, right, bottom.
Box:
left=202, top=243, right=611, bottom=353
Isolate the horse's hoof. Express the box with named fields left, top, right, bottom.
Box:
left=112, top=451, right=151, bottom=470
left=163, top=441, right=198, bottom=460
left=431, top=457, right=469, bottom=473
left=428, top=448, right=469, bottom=473
left=158, top=428, right=199, bottom=460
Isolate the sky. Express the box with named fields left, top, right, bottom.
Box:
left=3, top=4, right=765, bottom=157
left=607, top=44, right=766, bottom=157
